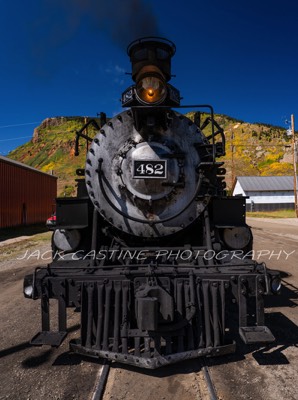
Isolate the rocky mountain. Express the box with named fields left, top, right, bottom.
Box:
left=8, top=114, right=296, bottom=196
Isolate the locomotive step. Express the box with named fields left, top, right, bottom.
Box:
left=239, top=326, right=275, bottom=344
left=30, top=331, right=67, bottom=347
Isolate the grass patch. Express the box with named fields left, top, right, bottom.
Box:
left=0, top=231, right=52, bottom=261
left=246, top=209, right=296, bottom=218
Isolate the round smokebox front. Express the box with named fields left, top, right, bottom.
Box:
left=85, top=111, right=206, bottom=237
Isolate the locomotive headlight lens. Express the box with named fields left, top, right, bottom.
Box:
left=53, top=229, right=81, bottom=252
left=136, top=76, right=167, bottom=105
left=223, top=226, right=252, bottom=250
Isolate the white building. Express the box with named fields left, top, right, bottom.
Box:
left=232, top=176, right=297, bottom=211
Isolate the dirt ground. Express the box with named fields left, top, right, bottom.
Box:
left=103, top=360, right=210, bottom=400
left=0, top=219, right=297, bottom=400
left=0, top=235, right=102, bottom=400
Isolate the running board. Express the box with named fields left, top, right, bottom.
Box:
left=239, top=326, right=275, bottom=344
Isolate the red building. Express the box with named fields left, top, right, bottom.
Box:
left=0, top=156, right=57, bottom=229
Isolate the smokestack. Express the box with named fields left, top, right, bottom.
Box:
left=127, top=37, right=176, bottom=82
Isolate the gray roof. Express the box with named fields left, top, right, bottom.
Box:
left=0, top=155, right=57, bottom=179
left=236, top=176, right=297, bottom=192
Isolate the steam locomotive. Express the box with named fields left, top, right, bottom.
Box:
left=23, top=37, right=280, bottom=369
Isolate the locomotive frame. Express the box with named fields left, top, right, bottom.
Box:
left=23, top=37, right=280, bottom=369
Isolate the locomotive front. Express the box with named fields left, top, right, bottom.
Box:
left=86, top=38, right=210, bottom=239
left=23, top=38, right=280, bottom=369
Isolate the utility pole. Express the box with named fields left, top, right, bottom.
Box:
left=231, top=129, right=235, bottom=186
left=291, top=115, right=298, bottom=217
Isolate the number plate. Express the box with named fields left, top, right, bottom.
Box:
left=133, top=160, right=167, bottom=179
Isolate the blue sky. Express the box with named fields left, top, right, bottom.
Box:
left=0, top=0, right=297, bottom=155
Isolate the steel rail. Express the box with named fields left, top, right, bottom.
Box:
left=201, top=357, right=218, bottom=400
left=91, top=361, right=110, bottom=400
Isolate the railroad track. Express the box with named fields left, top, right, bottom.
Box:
left=90, top=357, right=218, bottom=400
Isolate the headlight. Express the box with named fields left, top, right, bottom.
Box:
left=53, top=229, right=81, bottom=252
left=271, top=277, right=282, bottom=293
left=223, top=226, right=252, bottom=249
left=24, top=284, right=33, bottom=298
left=24, top=275, right=34, bottom=298
left=136, top=76, right=167, bottom=105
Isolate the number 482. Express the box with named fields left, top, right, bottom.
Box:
left=136, top=163, right=164, bottom=175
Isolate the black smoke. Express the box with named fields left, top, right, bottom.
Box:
left=30, top=0, right=160, bottom=77
left=89, top=0, right=160, bottom=47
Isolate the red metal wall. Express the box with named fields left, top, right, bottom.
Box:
left=0, top=158, right=57, bottom=229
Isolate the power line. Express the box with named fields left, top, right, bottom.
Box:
left=0, top=121, right=40, bottom=129
left=229, top=144, right=291, bottom=147
left=0, top=136, right=32, bottom=142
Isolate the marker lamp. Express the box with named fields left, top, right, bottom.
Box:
left=271, top=277, right=281, bottom=293
left=23, top=275, right=34, bottom=298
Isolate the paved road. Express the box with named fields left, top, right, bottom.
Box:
left=247, top=217, right=298, bottom=241
left=209, top=218, right=298, bottom=400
